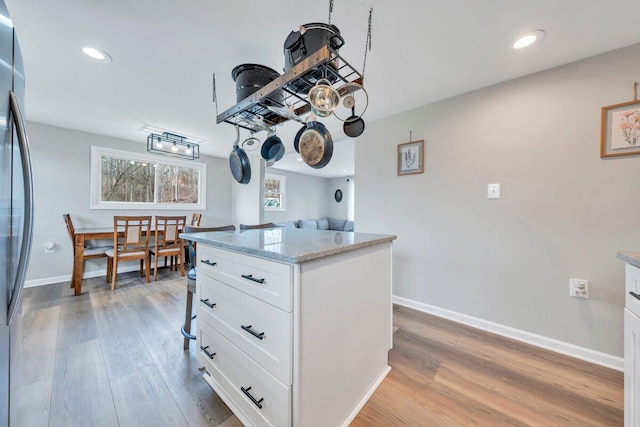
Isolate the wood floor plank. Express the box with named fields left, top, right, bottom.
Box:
left=55, top=293, right=99, bottom=351
left=20, top=305, right=59, bottom=385
left=435, top=359, right=622, bottom=426
left=22, top=282, right=67, bottom=312
left=16, top=377, right=52, bottom=427
left=49, top=339, right=119, bottom=426
left=21, top=275, right=623, bottom=427
left=89, top=290, right=154, bottom=380
left=454, top=333, right=624, bottom=408
left=353, top=306, right=623, bottom=426
left=110, top=364, right=188, bottom=427
left=123, top=283, right=235, bottom=426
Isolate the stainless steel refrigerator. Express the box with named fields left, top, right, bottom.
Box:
left=0, top=0, right=33, bottom=424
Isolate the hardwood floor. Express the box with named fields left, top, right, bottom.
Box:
left=352, top=305, right=623, bottom=426
left=18, top=273, right=623, bottom=426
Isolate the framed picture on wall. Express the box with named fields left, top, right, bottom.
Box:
left=601, top=100, right=640, bottom=158
left=397, top=140, right=424, bottom=175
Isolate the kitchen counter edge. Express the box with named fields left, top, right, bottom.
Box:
left=618, top=251, right=640, bottom=268
left=180, top=230, right=397, bottom=264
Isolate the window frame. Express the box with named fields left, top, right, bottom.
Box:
left=90, top=146, right=207, bottom=210
left=264, top=173, right=286, bottom=212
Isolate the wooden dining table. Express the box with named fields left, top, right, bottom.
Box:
left=71, top=226, right=174, bottom=296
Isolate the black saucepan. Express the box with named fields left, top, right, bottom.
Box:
left=229, top=126, right=251, bottom=184
left=343, top=107, right=365, bottom=138
left=298, top=121, right=333, bottom=169
left=261, top=133, right=285, bottom=162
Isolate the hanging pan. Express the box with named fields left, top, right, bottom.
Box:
left=229, top=125, right=251, bottom=184
left=344, top=107, right=366, bottom=138
left=333, top=82, right=369, bottom=138
left=298, top=119, right=333, bottom=169
left=261, top=131, right=285, bottom=162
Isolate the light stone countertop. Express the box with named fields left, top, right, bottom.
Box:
left=617, top=251, right=640, bottom=269
left=180, top=228, right=397, bottom=264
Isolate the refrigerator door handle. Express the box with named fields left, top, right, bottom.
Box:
left=7, top=90, right=34, bottom=325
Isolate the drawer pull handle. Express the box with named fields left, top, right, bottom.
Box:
left=201, top=259, right=217, bottom=266
left=240, top=386, right=264, bottom=409
left=200, top=298, right=216, bottom=309
left=631, top=291, right=640, bottom=301
left=241, top=324, right=265, bottom=340
left=200, top=345, right=216, bottom=359
left=241, top=274, right=265, bottom=284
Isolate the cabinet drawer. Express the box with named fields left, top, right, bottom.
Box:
left=198, top=245, right=293, bottom=312
left=626, top=264, right=640, bottom=317
left=198, top=275, right=292, bottom=385
left=199, top=324, right=291, bottom=427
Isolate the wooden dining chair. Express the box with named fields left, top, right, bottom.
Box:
left=239, top=222, right=276, bottom=230
left=182, top=224, right=235, bottom=350
left=184, top=213, right=202, bottom=264
left=105, top=215, right=152, bottom=290
left=149, top=215, right=187, bottom=281
left=63, top=214, right=113, bottom=288
left=190, top=213, right=202, bottom=226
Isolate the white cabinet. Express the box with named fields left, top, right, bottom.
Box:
left=196, top=241, right=393, bottom=427
left=624, top=262, right=640, bottom=427
left=625, top=308, right=640, bottom=427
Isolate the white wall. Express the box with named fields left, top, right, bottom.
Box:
left=230, top=152, right=265, bottom=227
left=328, top=177, right=353, bottom=220
left=357, top=43, right=640, bottom=357
left=262, top=169, right=332, bottom=223
left=25, top=121, right=232, bottom=282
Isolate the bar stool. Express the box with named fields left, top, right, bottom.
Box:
left=181, top=224, right=235, bottom=350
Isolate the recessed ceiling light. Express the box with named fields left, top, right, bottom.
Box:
left=82, top=46, right=112, bottom=63
left=297, top=158, right=303, bottom=161
left=513, top=30, right=545, bottom=50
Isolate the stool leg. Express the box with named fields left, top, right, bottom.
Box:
left=183, top=288, right=194, bottom=350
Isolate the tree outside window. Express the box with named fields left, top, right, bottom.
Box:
left=91, top=146, right=206, bottom=210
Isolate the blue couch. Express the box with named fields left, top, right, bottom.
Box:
left=275, top=217, right=354, bottom=232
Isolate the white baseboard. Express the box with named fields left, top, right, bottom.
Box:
left=24, top=265, right=140, bottom=288
left=341, top=365, right=391, bottom=427
left=393, top=295, right=624, bottom=372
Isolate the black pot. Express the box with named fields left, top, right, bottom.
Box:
left=261, top=134, right=285, bottom=162
left=231, top=64, right=283, bottom=105
left=283, top=23, right=345, bottom=94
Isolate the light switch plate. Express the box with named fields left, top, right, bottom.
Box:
left=488, top=183, right=500, bottom=199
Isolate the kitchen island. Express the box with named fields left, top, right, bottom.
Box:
left=181, top=227, right=396, bottom=427
left=618, top=251, right=640, bottom=426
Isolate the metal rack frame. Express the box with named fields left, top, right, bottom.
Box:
left=216, top=45, right=363, bottom=133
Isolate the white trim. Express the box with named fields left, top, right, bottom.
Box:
left=340, top=366, right=391, bottom=427
left=90, top=146, right=206, bottom=210
left=24, top=264, right=140, bottom=288
left=393, top=295, right=624, bottom=372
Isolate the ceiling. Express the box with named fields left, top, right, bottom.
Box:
left=6, top=0, right=640, bottom=178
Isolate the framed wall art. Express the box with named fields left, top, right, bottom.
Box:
left=397, top=140, right=424, bottom=175
left=601, top=100, right=640, bottom=158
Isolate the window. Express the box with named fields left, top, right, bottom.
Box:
left=90, top=146, right=206, bottom=210
left=264, top=174, right=285, bottom=211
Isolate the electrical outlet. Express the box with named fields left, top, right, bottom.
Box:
left=44, top=241, right=55, bottom=254
left=487, top=183, right=500, bottom=199
left=569, top=278, right=589, bottom=299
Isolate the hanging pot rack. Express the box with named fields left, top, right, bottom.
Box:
left=216, top=45, right=364, bottom=132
